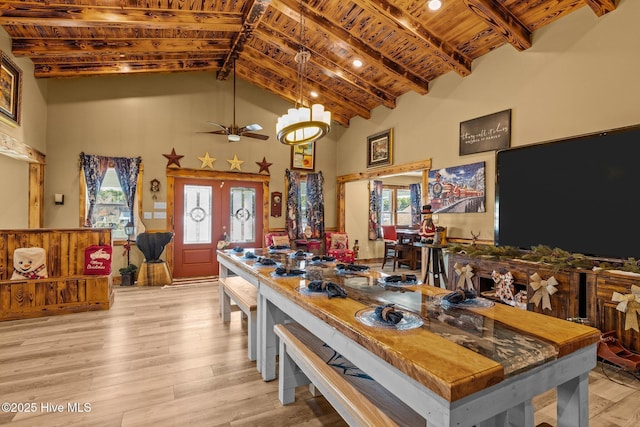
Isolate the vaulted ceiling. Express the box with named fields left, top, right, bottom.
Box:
left=0, top=0, right=617, bottom=127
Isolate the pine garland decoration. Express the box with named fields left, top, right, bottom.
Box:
left=448, top=244, right=640, bottom=273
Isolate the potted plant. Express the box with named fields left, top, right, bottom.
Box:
left=119, top=263, right=137, bottom=286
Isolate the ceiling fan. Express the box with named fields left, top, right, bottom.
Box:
left=200, top=61, right=269, bottom=142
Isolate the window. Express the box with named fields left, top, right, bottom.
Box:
left=79, top=156, right=143, bottom=241
left=381, top=186, right=412, bottom=226
left=91, top=168, right=131, bottom=240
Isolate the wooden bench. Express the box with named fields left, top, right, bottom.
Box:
left=220, top=276, right=258, bottom=361
left=0, top=228, right=113, bottom=321
left=274, top=322, right=424, bottom=427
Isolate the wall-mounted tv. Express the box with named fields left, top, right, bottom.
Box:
left=495, top=124, right=640, bottom=260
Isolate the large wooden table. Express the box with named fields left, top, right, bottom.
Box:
left=217, top=248, right=599, bottom=427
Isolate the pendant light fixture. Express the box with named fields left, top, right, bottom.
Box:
left=276, top=0, right=331, bottom=145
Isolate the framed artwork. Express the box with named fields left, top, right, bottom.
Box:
left=291, top=141, right=315, bottom=171
left=428, top=161, right=486, bottom=213
left=0, top=52, right=22, bottom=126
left=459, top=109, right=511, bottom=155
left=367, top=128, right=393, bottom=168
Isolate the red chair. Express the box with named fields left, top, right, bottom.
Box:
left=381, top=225, right=412, bottom=271
left=381, top=225, right=397, bottom=269
left=325, top=232, right=355, bottom=263
left=265, top=232, right=291, bottom=248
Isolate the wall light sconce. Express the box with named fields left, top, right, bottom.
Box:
left=54, top=193, right=65, bottom=205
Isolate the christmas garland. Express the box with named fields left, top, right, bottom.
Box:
left=447, top=244, right=640, bottom=274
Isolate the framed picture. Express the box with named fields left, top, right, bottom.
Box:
left=428, top=161, right=486, bottom=213
left=0, top=52, right=22, bottom=126
left=291, top=141, right=315, bottom=171
left=459, top=109, right=511, bottom=155
left=367, top=128, right=393, bottom=168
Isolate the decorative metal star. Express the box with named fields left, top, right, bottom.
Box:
left=227, top=154, right=244, bottom=171
left=256, top=157, right=273, bottom=174
left=163, top=148, right=183, bottom=168
left=198, top=152, right=216, bottom=169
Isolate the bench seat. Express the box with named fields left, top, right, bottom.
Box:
left=275, top=322, right=425, bottom=427
left=220, top=276, right=258, bottom=361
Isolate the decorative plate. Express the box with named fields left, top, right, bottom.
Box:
left=377, top=278, right=422, bottom=287
left=295, top=286, right=327, bottom=297
left=354, top=307, right=424, bottom=330
left=271, top=270, right=305, bottom=278
left=438, top=297, right=495, bottom=309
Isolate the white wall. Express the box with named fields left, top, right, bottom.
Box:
left=338, top=0, right=640, bottom=257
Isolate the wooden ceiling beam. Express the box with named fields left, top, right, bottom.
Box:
left=12, top=38, right=229, bottom=56
left=218, top=0, right=272, bottom=80
left=0, top=2, right=242, bottom=32
left=255, top=25, right=396, bottom=109
left=583, top=0, right=617, bottom=16
left=351, top=0, right=472, bottom=77
left=237, top=64, right=353, bottom=126
left=273, top=0, right=430, bottom=95
left=32, top=59, right=219, bottom=78
left=239, top=46, right=371, bottom=120
left=464, top=0, right=531, bottom=51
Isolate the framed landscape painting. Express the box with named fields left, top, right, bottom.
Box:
left=367, top=128, right=393, bottom=168
left=0, top=52, right=22, bottom=126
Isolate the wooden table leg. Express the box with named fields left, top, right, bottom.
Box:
left=557, top=372, right=589, bottom=427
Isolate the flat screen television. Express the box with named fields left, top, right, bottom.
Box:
left=495, top=124, right=640, bottom=260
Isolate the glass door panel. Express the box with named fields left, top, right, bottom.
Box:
left=229, top=186, right=255, bottom=243
left=183, top=185, right=212, bottom=244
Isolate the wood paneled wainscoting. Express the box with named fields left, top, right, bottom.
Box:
left=0, top=228, right=113, bottom=321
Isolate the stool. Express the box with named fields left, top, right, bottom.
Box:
left=423, top=244, right=447, bottom=288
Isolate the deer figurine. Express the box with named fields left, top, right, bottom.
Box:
left=470, top=230, right=480, bottom=246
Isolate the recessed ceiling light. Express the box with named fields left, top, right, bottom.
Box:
left=353, top=59, right=363, bottom=67
left=428, top=0, right=442, bottom=11
left=310, top=91, right=319, bottom=98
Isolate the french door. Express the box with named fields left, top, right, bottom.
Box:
left=173, top=177, right=264, bottom=278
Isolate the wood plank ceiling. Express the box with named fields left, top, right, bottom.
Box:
left=0, top=0, right=617, bottom=127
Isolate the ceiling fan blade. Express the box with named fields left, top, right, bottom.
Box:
left=242, top=132, right=270, bottom=141
left=207, top=121, right=230, bottom=132
left=241, top=123, right=263, bottom=132
left=198, top=130, right=228, bottom=135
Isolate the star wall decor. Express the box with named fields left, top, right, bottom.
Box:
left=256, top=157, right=273, bottom=174
left=227, top=154, right=244, bottom=171
left=198, top=152, right=216, bottom=169
left=163, top=148, right=183, bottom=168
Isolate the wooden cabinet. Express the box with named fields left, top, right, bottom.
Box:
left=594, top=271, right=640, bottom=352
left=448, top=252, right=640, bottom=353
left=447, top=253, right=582, bottom=320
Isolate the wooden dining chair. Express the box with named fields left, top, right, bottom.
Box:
left=381, top=225, right=397, bottom=269
left=381, top=225, right=412, bottom=271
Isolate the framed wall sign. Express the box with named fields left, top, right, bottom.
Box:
left=367, top=128, right=393, bottom=168
left=291, top=141, right=315, bottom=171
left=459, top=109, right=511, bottom=155
left=0, top=52, right=22, bottom=126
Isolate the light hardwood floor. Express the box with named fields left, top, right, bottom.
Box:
left=1, top=277, right=639, bottom=426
